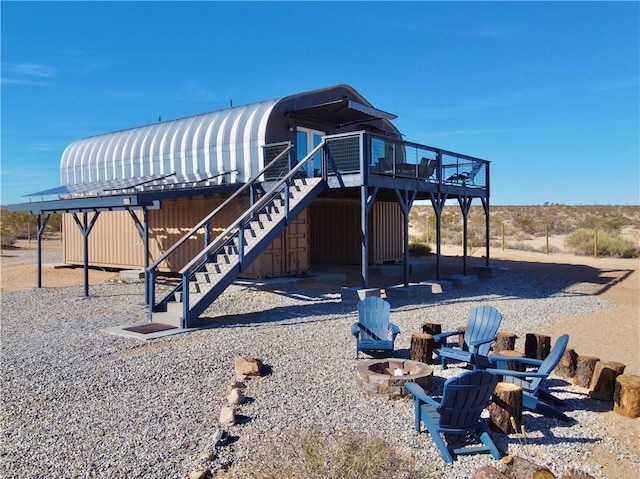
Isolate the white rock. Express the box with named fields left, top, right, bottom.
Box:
left=227, top=388, right=245, bottom=405
left=219, top=406, right=236, bottom=426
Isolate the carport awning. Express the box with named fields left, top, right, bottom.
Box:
left=289, top=98, right=397, bottom=127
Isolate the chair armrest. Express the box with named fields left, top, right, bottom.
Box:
left=487, top=355, right=543, bottom=368
left=351, top=323, right=361, bottom=338
left=433, top=330, right=460, bottom=344
left=484, top=368, right=549, bottom=379
left=389, top=322, right=401, bottom=340
left=468, top=336, right=496, bottom=347
left=405, top=382, right=440, bottom=408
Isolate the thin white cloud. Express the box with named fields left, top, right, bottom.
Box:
left=1, top=62, right=55, bottom=86
left=6, top=62, right=54, bottom=77
left=424, top=95, right=520, bottom=119
left=0, top=77, right=46, bottom=86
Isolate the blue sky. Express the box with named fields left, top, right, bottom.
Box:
left=1, top=1, right=638, bottom=206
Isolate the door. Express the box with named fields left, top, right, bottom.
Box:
left=296, top=127, right=325, bottom=177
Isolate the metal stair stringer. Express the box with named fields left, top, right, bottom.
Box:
left=154, top=176, right=326, bottom=328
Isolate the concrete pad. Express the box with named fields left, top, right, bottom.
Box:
left=473, top=265, right=507, bottom=278
left=101, top=321, right=189, bottom=341
left=419, top=280, right=452, bottom=294
left=385, top=283, right=434, bottom=300
left=341, top=287, right=381, bottom=304
left=443, top=274, right=478, bottom=288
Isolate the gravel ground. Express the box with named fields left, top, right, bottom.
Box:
left=1, top=267, right=637, bottom=478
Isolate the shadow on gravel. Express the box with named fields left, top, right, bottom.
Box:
left=248, top=255, right=635, bottom=311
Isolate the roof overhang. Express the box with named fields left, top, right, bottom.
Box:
left=288, top=98, right=397, bottom=127
left=7, top=195, right=162, bottom=215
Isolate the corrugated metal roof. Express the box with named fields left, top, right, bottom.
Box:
left=60, top=99, right=278, bottom=187
left=50, top=85, right=400, bottom=198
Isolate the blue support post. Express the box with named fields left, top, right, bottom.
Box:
left=35, top=214, right=50, bottom=288
left=181, top=274, right=189, bottom=329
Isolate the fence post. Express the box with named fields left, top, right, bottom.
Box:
left=594, top=227, right=598, bottom=258
left=546, top=224, right=550, bottom=255
left=426, top=215, right=430, bottom=243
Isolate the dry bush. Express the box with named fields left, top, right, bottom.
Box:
left=409, top=204, right=640, bottom=255
left=409, top=242, right=432, bottom=256
left=565, top=229, right=638, bottom=258
left=216, top=427, right=425, bottom=479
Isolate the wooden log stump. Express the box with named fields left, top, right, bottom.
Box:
left=501, top=455, right=556, bottom=479
left=457, top=326, right=468, bottom=351
left=525, top=333, right=551, bottom=360
left=488, top=382, right=523, bottom=434
left=472, top=466, right=509, bottom=479
left=573, top=356, right=600, bottom=388
left=613, top=374, right=640, bottom=418
left=494, top=332, right=518, bottom=353
left=421, top=322, right=442, bottom=336
left=589, top=361, right=626, bottom=401
left=554, top=348, right=578, bottom=379
left=493, top=350, right=526, bottom=372
left=410, top=333, right=434, bottom=364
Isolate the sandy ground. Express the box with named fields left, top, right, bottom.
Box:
left=1, top=239, right=639, bottom=477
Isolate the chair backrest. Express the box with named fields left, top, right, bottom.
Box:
left=419, top=158, right=437, bottom=179
left=357, top=296, right=391, bottom=341
left=438, top=370, right=498, bottom=430
left=464, top=305, right=502, bottom=356
left=466, top=161, right=483, bottom=181
left=529, top=333, right=569, bottom=393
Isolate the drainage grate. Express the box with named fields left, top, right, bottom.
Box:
left=122, top=323, right=178, bottom=334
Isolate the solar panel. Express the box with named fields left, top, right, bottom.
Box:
left=22, top=173, right=176, bottom=198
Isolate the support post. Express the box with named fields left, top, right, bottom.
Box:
left=129, top=208, right=152, bottom=305
left=458, top=196, right=472, bottom=276
left=429, top=192, right=447, bottom=281
left=35, top=214, right=51, bottom=288
left=361, top=186, right=378, bottom=288
left=71, top=211, right=100, bottom=297
left=395, top=189, right=417, bottom=287
left=481, top=197, right=490, bottom=267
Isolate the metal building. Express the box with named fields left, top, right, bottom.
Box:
left=9, top=84, right=491, bottom=329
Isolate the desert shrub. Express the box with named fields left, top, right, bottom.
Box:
left=217, top=427, right=424, bottom=479
left=565, top=229, right=638, bottom=258
left=0, top=209, right=61, bottom=242
left=1, top=234, right=17, bottom=249
left=408, top=242, right=431, bottom=256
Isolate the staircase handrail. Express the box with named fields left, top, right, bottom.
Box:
left=147, top=143, right=293, bottom=272
left=179, top=140, right=325, bottom=276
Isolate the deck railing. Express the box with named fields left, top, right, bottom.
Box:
left=323, top=131, right=489, bottom=190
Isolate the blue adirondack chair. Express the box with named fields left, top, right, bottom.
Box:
left=351, top=296, right=400, bottom=359
left=405, top=370, right=501, bottom=463
left=433, top=305, right=502, bottom=369
left=484, top=334, right=570, bottom=422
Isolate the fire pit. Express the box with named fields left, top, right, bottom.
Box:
left=356, top=358, right=433, bottom=399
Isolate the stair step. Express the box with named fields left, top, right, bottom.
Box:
left=150, top=312, right=182, bottom=328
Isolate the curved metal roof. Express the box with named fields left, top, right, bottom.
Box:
left=61, top=98, right=278, bottom=186
left=58, top=84, right=400, bottom=190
